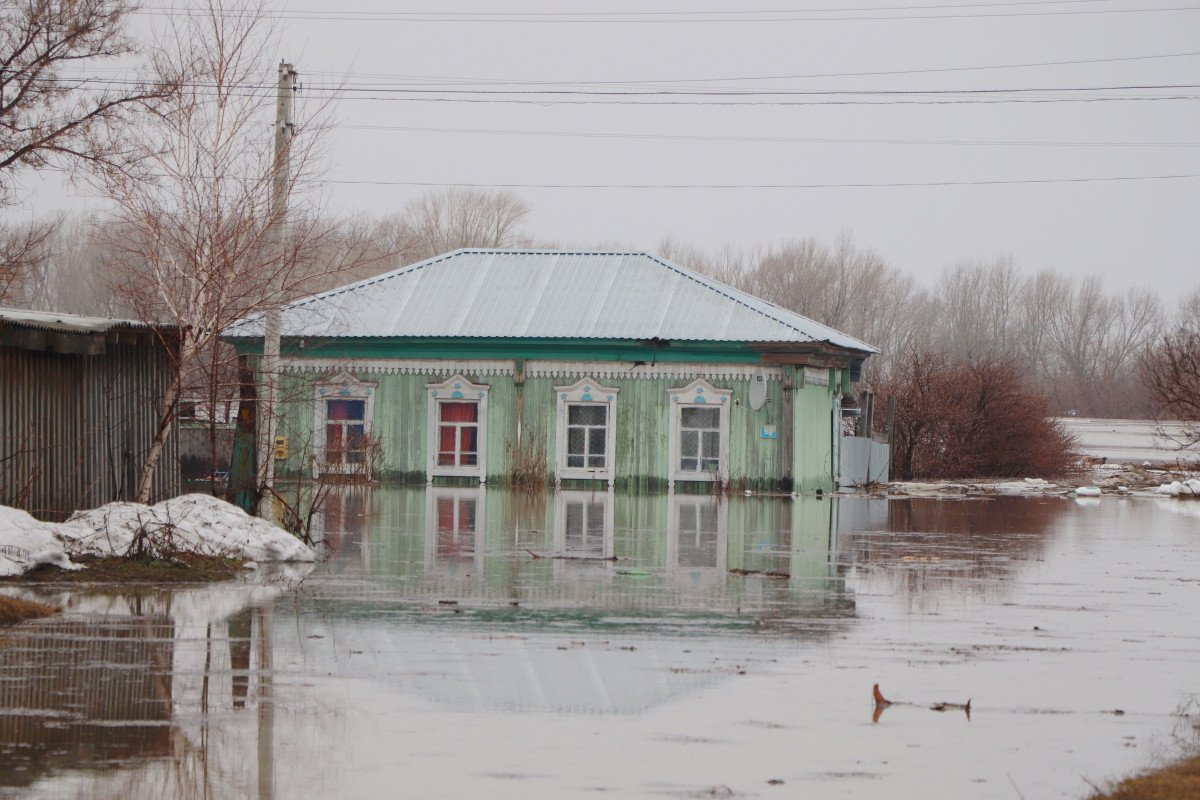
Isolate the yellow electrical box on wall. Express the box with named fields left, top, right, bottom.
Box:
left=273, top=436, right=288, bottom=460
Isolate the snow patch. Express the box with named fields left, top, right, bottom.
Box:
left=1, top=494, right=315, bottom=577
left=1155, top=479, right=1200, bottom=497
left=0, top=506, right=80, bottom=577
left=1074, top=486, right=1102, bottom=497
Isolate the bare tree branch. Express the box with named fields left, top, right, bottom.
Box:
left=0, top=0, right=173, bottom=207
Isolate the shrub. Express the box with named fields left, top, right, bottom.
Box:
left=873, top=352, right=1080, bottom=480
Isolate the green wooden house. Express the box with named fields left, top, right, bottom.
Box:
left=225, top=249, right=877, bottom=493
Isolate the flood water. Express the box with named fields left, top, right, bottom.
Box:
left=1, top=489, right=1198, bottom=799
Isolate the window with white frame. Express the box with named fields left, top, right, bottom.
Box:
left=668, top=379, right=732, bottom=484
left=555, top=378, right=619, bottom=482
left=426, top=374, right=490, bottom=479
left=314, top=373, right=376, bottom=475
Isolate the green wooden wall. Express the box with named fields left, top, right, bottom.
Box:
left=272, top=361, right=843, bottom=492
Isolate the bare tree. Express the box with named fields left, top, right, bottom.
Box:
left=396, top=188, right=531, bottom=262
left=935, top=256, right=1023, bottom=360
left=0, top=217, right=55, bottom=303
left=1143, top=328, right=1200, bottom=449
left=1014, top=268, right=1068, bottom=375
left=693, top=232, right=922, bottom=377
left=1176, top=287, right=1200, bottom=333
left=87, top=0, right=373, bottom=503
left=0, top=0, right=172, bottom=298
left=1, top=0, right=172, bottom=202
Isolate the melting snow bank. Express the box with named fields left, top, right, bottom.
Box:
left=0, top=494, right=315, bottom=577
left=0, top=507, right=83, bottom=577
left=1155, top=478, right=1200, bottom=497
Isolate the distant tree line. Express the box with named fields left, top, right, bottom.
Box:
left=660, top=235, right=1197, bottom=421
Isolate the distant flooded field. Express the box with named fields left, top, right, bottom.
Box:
left=2, top=490, right=1197, bottom=799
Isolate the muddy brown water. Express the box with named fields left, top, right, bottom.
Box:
left=1, top=491, right=1197, bottom=799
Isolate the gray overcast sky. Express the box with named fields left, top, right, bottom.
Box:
left=20, top=1, right=1200, bottom=298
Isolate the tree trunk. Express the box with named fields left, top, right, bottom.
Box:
left=135, top=373, right=182, bottom=503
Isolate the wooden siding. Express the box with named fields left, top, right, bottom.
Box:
left=1, top=337, right=179, bottom=520
left=274, top=359, right=843, bottom=492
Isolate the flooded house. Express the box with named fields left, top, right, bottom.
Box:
left=225, top=249, right=877, bottom=492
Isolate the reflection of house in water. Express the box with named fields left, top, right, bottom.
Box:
left=293, top=487, right=856, bottom=716
left=311, top=486, right=852, bottom=623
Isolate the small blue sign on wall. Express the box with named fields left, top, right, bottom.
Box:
left=759, top=424, right=777, bottom=440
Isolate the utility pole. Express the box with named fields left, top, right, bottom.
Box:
left=257, top=62, right=297, bottom=520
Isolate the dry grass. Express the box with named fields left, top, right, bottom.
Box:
left=1089, top=753, right=1200, bottom=800
left=9, top=554, right=244, bottom=584
left=0, top=594, right=58, bottom=625
left=506, top=428, right=550, bottom=492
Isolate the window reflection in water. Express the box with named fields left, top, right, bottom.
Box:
left=425, top=487, right=486, bottom=566
left=668, top=494, right=727, bottom=575
left=554, top=490, right=614, bottom=559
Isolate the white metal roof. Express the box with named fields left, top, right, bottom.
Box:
left=226, top=249, right=878, bottom=353
left=0, top=306, right=150, bottom=334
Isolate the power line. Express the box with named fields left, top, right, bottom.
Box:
left=24, top=75, right=1200, bottom=105
left=134, top=3, right=1200, bottom=22
left=36, top=49, right=1200, bottom=93
left=266, top=93, right=1200, bottom=105
left=287, top=82, right=1200, bottom=96
left=325, top=173, right=1200, bottom=188
left=33, top=75, right=1200, bottom=95
left=332, top=122, right=1200, bottom=148
left=144, top=0, right=1132, bottom=18
left=324, top=50, right=1200, bottom=88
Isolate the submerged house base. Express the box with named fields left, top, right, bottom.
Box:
left=226, top=250, right=879, bottom=494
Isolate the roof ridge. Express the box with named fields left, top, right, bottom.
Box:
left=640, top=254, right=878, bottom=352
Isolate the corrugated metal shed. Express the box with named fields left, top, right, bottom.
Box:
left=1, top=308, right=179, bottom=519
left=226, top=250, right=878, bottom=353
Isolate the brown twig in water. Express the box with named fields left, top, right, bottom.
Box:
left=524, top=549, right=618, bottom=561
left=729, top=568, right=790, bottom=579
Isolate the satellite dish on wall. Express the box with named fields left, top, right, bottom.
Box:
left=749, top=370, right=767, bottom=411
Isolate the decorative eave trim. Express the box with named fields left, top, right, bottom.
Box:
left=530, top=361, right=783, bottom=381
left=279, top=357, right=785, bottom=382
left=280, top=357, right=513, bottom=376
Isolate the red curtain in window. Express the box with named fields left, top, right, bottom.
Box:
left=440, top=402, right=477, bottom=422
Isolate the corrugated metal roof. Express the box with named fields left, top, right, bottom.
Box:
left=0, top=307, right=152, bottom=334
left=226, top=250, right=878, bottom=353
